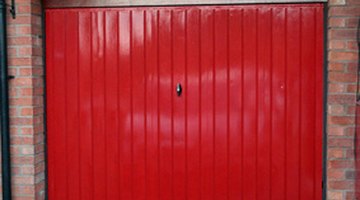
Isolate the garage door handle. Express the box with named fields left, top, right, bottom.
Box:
left=176, top=83, right=182, bottom=97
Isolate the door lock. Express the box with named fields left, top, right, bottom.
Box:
left=176, top=83, right=182, bottom=97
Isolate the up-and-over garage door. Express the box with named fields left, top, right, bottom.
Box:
left=46, top=4, right=324, bottom=199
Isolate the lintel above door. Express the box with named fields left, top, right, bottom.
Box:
left=44, top=0, right=326, bottom=9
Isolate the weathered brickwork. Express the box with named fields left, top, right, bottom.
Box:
left=327, top=0, right=359, bottom=199
left=0, top=0, right=358, bottom=199
left=4, top=0, right=45, bottom=199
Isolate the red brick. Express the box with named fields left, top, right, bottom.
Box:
left=345, top=17, right=358, bottom=28
left=9, top=107, right=18, bottom=116
left=19, top=88, right=33, bottom=96
left=7, top=26, right=16, bottom=35
left=17, top=5, right=31, bottom=14
left=35, top=153, right=44, bottom=163
left=9, top=88, right=18, bottom=97
left=21, top=108, right=34, bottom=116
left=346, top=192, right=355, bottom=200
left=328, top=94, right=356, bottom=104
left=10, top=117, right=34, bottom=126
left=328, top=126, right=346, bottom=136
left=33, top=124, right=44, bottom=133
left=13, top=197, right=41, bottom=200
left=329, top=62, right=345, bottom=71
left=19, top=68, right=33, bottom=76
left=347, top=0, right=360, bottom=4
left=13, top=185, right=35, bottom=195
left=31, top=4, right=42, bottom=15
left=11, top=136, right=34, bottom=145
left=329, top=40, right=347, bottom=50
left=10, top=98, right=33, bottom=106
left=21, top=166, right=35, bottom=175
left=7, top=47, right=17, bottom=56
left=345, top=148, right=355, bottom=158
left=6, top=12, right=45, bottom=200
left=35, top=162, right=45, bottom=174
left=12, top=77, right=33, bottom=86
left=328, top=137, right=354, bottom=147
left=330, top=116, right=355, bottom=125
left=327, top=191, right=343, bottom=199
left=35, top=144, right=44, bottom=154
left=8, top=57, right=32, bottom=66
left=16, top=26, right=32, bottom=35
left=12, top=156, right=35, bottom=165
left=328, top=83, right=346, bottom=93
left=10, top=16, right=32, bottom=25
left=20, top=127, right=34, bottom=135
left=329, top=29, right=358, bottom=40
left=32, top=47, right=43, bottom=56
left=329, top=17, right=346, bottom=27
left=346, top=84, right=357, bottom=93
left=329, top=104, right=345, bottom=115
left=20, top=146, right=35, bottom=155
left=345, top=127, right=356, bottom=137
left=327, top=169, right=345, bottom=179
left=12, top=176, right=35, bottom=185
left=347, top=40, right=359, bottom=50
left=329, top=72, right=357, bottom=82
left=328, top=180, right=355, bottom=190
left=347, top=62, right=358, bottom=73
left=328, top=148, right=344, bottom=159
left=346, top=105, right=356, bottom=115
left=329, top=51, right=358, bottom=61
left=329, top=7, right=360, bottom=16
left=7, top=36, right=32, bottom=45
left=18, top=47, right=33, bottom=56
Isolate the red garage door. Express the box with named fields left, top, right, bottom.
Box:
left=46, top=4, right=324, bottom=200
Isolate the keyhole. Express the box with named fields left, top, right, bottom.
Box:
left=176, top=83, right=182, bottom=97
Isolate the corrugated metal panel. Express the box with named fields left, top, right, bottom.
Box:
left=46, top=4, right=324, bottom=199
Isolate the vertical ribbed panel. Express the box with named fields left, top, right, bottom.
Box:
left=46, top=4, right=324, bottom=200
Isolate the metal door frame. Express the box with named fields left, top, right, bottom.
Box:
left=44, top=0, right=326, bottom=8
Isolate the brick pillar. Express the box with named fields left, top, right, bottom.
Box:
left=5, top=0, right=45, bottom=199
left=1, top=0, right=359, bottom=199
left=327, top=0, right=359, bottom=199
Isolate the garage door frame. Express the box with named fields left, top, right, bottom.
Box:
left=43, top=1, right=328, bottom=200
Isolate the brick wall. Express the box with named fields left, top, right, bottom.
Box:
left=327, top=0, right=359, bottom=199
left=0, top=0, right=358, bottom=199
left=4, top=0, right=45, bottom=199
